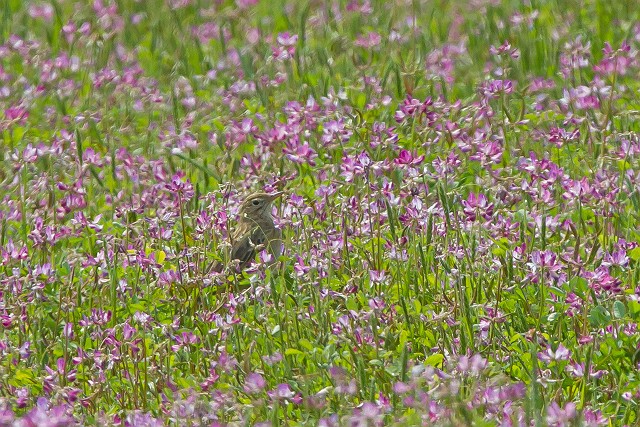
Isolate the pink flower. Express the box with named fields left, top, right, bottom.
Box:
left=594, top=41, right=634, bottom=77
left=546, top=402, right=577, bottom=426
left=272, top=32, right=298, bottom=61
left=457, top=354, right=487, bottom=375
left=355, top=32, right=382, bottom=48
left=538, top=343, right=571, bottom=363
left=394, top=149, right=425, bottom=166
left=268, top=383, right=295, bottom=400
left=461, top=193, right=494, bottom=221
left=244, top=372, right=266, bottom=394
left=4, top=106, right=29, bottom=124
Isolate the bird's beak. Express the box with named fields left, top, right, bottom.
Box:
left=267, top=191, right=284, bottom=201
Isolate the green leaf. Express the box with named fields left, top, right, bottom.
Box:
left=629, top=247, right=640, bottom=262
left=156, top=250, right=166, bottom=264
left=613, top=301, right=626, bottom=319
left=424, top=353, right=444, bottom=367
left=618, top=159, right=631, bottom=171
left=285, top=348, right=304, bottom=356
left=547, top=312, right=561, bottom=322
left=298, top=338, right=313, bottom=351
left=492, top=245, right=506, bottom=257
left=568, top=277, right=589, bottom=295
left=588, top=305, right=611, bottom=327
left=9, top=368, right=37, bottom=386
left=129, top=302, right=148, bottom=313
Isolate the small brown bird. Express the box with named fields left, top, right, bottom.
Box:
left=212, top=191, right=284, bottom=273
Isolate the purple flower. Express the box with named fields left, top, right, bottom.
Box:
left=602, top=249, right=629, bottom=268
left=559, top=36, right=591, bottom=78
left=355, top=32, right=382, bottom=48
left=566, top=362, right=607, bottom=379
left=426, top=42, right=466, bottom=84
left=538, top=343, right=571, bottom=363
left=489, top=41, right=520, bottom=59
left=244, top=372, right=267, bottom=394
left=350, top=402, right=383, bottom=426
left=583, top=266, right=622, bottom=295
left=19, top=341, right=31, bottom=359
left=63, top=322, right=74, bottom=339
left=268, top=383, right=295, bottom=400
left=258, top=249, right=275, bottom=264
left=124, top=411, right=164, bottom=427
left=548, top=127, right=580, bottom=147
left=546, top=401, right=577, bottom=426
left=171, top=331, right=199, bottom=352
left=318, top=415, right=339, bottom=427
left=395, top=96, right=434, bottom=123
left=583, top=408, right=608, bottom=426
left=262, top=352, right=283, bottom=365
left=16, top=398, right=76, bottom=426
left=277, top=32, right=298, bottom=47
left=531, top=250, right=558, bottom=269
left=394, top=149, right=425, bottom=166
left=28, top=3, right=54, bottom=21
left=461, top=193, right=494, bottom=221
left=369, top=270, right=387, bottom=284
left=293, top=256, right=311, bottom=277
left=284, top=141, right=317, bottom=165
left=457, top=354, right=487, bottom=375
left=392, top=381, right=412, bottom=394
left=273, top=32, right=298, bottom=60
left=164, top=172, right=195, bottom=201
left=562, top=177, right=593, bottom=202
left=559, top=86, right=601, bottom=110
left=15, top=388, right=29, bottom=408
left=322, top=119, right=352, bottom=145
left=479, top=79, right=514, bottom=99
left=368, top=297, right=385, bottom=310
left=469, top=139, right=503, bottom=166
left=594, top=41, right=633, bottom=77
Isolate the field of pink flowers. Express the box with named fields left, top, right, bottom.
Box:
left=2, top=0, right=640, bottom=425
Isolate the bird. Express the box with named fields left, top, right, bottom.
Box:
left=211, top=191, right=284, bottom=273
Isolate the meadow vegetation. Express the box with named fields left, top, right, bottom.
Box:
left=1, top=0, right=640, bottom=425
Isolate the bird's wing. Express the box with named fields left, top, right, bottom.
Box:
left=230, top=226, right=265, bottom=268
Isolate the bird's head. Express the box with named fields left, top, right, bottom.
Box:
left=238, top=191, right=283, bottom=219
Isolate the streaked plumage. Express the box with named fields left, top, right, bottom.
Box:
left=212, top=191, right=283, bottom=273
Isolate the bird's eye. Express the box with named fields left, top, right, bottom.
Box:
left=252, top=199, right=261, bottom=206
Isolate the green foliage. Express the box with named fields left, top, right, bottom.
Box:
left=1, top=0, right=640, bottom=425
